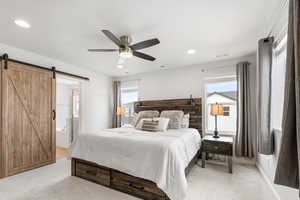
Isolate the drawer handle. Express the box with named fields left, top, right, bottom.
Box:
left=129, top=183, right=144, bottom=190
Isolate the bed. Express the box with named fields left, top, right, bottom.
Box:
left=69, top=98, right=202, bottom=200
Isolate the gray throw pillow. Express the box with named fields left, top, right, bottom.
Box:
left=134, top=110, right=160, bottom=126
left=160, top=110, right=184, bottom=129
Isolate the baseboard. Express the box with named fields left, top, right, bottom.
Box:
left=256, top=163, right=280, bottom=200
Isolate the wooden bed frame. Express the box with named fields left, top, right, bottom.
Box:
left=71, top=98, right=202, bottom=200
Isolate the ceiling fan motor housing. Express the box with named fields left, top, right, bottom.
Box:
left=119, top=36, right=133, bottom=58
left=120, top=35, right=132, bottom=47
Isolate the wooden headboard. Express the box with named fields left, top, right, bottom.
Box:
left=134, top=98, right=202, bottom=136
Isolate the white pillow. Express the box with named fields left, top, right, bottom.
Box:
left=136, top=117, right=170, bottom=132
left=181, top=114, right=190, bottom=128
left=153, top=117, right=170, bottom=132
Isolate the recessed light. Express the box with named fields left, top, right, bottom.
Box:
left=187, top=49, right=196, bottom=54
left=14, top=19, right=31, bottom=28
left=117, top=65, right=123, bottom=69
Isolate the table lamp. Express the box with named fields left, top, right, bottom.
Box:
left=210, top=103, right=224, bottom=138
left=116, top=107, right=125, bottom=116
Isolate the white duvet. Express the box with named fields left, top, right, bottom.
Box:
left=69, top=127, right=201, bottom=200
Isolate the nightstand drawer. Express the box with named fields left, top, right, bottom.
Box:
left=202, top=141, right=232, bottom=155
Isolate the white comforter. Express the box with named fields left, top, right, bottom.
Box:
left=69, top=127, right=201, bottom=200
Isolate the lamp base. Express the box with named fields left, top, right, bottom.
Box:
left=213, top=131, right=220, bottom=139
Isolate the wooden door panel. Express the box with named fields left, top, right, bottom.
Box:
left=2, top=61, right=55, bottom=176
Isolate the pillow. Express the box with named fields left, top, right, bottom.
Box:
left=181, top=114, right=190, bottom=128
left=136, top=117, right=170, bottom=132
left=136, top=118, right=152, bottom=130
left=160, top=110, right=184, bottom=129
left=130, top=112, right=138, bottom=126
left=153, top=117, right=170, bottom=132
left=134, top=110, right=160, bottom=126
left=141, top=119, right=160, bottom=132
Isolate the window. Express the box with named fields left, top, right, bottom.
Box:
left=205, top=79, right=237, bottom=134
left=120, top=80, right=139, bottom=125
left=271, top=35, right=287, bottom=130
left=223, top=106, right=230, bottom=116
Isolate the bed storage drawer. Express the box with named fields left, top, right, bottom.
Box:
left=75, top=160, right=110, bottom=186
left=111, top=170, right=166, bottom=200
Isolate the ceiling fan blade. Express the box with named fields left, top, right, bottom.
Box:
left=102, top=30, right=122, bottom=47
left=133, top=51, right=156, bottom=61
left=130, top=38, right=160, bottom=50
left=88, top=49, right=118, bottom=52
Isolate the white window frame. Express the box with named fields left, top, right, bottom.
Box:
left=120, top=80, right=140, bottom=125
left=202, top=76, right=237, bottom=136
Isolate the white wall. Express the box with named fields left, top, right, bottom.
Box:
left=0, top=42, right=113, bottom=134
left=116, top=55, right=256, bottom=141
left=116, top=55, right=255, bottom=101
left=56, top=83, right=72, bottom=131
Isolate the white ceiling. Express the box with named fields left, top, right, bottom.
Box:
left=0, top=0, right=281, bottom=77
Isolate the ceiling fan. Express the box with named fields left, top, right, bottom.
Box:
left=88, top=30, right=160, bottom=61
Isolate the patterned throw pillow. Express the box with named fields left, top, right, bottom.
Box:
left=136, top=117, right=170, bottom=131
left=160, top=110, right=184, bottom=129
left=136, top=118, right=152, bottom=130
left=141, top=120, right=160, bottom=132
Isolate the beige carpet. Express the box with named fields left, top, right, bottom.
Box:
left=0, top=159, right=276, bottom=200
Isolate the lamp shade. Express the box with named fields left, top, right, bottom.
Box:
left=210, top=103, right=224, bottom=115
left=116, top=107, right=125, bottom=115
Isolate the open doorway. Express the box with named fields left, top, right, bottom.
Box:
left=56, top=76, right=81, bottom=160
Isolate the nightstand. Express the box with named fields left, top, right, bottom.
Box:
left=201, top=135, right=233, bottom=173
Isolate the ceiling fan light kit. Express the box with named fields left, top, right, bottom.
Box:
left=88, top=30, right=160, bottom=62
left=119, top=47, right=133, bottom=59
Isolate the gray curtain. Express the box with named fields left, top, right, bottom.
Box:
left=274, top=0, right=300, bottom=191
left=112, top=81, right=122, bottom=128
left=257, top=37, right=274, bottom=155
left=235, top=62, right=256, bottom=158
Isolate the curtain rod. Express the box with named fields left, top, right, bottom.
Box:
left=0, top=54, right=89, bottom=81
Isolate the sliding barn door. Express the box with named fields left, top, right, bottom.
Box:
left=1, top=60, right=56, bottom=176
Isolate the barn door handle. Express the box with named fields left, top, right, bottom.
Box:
left=53, top=110, right=56, bottom=120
